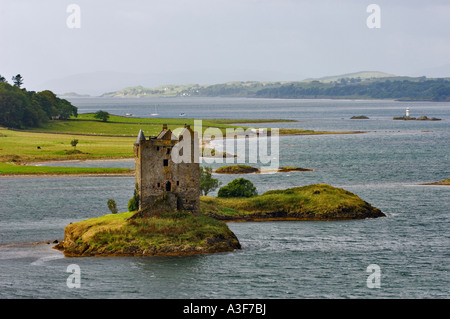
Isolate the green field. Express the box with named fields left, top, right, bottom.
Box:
left=23, top=114, right=298, bottom=136
left=0, top=126, right=135, bottom=163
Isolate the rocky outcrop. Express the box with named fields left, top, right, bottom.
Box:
left=351, top=115, right=369, bottom=119
left=393, top=115, right=441, bottom=121
left=277, top=167, right=313, bottom=172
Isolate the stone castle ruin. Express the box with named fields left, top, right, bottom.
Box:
left=133, top=124, right=200, bottom=216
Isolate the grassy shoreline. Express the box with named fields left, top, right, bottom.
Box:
left=0, top=162, right=133, bottom=177
left=0, top=115, right=363, bottom=175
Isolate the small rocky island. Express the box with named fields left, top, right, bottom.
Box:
left=215, top=165, right=260, bottom=174
left=351, top=115, right=369, bottom=119
left=394, top=108, right=441, bottom=121
left=277, top=166, right=314, bottom=172
left=393, top=115, right=441, bottom=121
left=57, top=210, right=241, bottom=257
left=215, top=165, right=313, bottom=174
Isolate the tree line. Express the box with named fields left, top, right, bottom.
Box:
left=0, top=74, right=78, bottom=128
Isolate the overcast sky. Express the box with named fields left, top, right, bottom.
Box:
left=1, top=0, right=450, bottom=95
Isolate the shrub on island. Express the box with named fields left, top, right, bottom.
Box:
left=217, top=178, right=258, bottom=198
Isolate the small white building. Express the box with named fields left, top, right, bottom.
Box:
left=406, top=107, right=410, bottom=118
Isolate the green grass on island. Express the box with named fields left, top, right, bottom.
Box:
left=200, top=184, right=385, bottom=221
left=58, top=211, right=241, bottom=257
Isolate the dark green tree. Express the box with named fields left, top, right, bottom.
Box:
left=94, top=110, right=110, bottom=122
left=217, top=178, right=258, bottom=198
left=70, top=139, right=79, bottom=150
left=0, top=75, right=6, bottom=83
left=107, top=199, right=118, bottom=214
left=12, top=74, right=23, bottom=88
left=128, top=183, right=140, bottom=212
left=200, top=166, right=221, bottom=196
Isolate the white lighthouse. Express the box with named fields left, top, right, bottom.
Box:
left=406, top=107, right=410, bottom=118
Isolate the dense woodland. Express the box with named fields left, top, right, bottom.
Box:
left=0, top=75, right=78, bottom=128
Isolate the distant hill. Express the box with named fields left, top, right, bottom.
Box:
left=58, top=92, right=91, bottom=98
left=303, top=71, right=395, bottom=83
left=101, top=72, right=450, bottom=101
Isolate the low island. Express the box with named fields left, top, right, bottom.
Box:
left=214, top=165, right=313, bottom=174
left=57, top=211, right=241, bottom=257
left=215, top=165, right=260, bottom=174
left=56, top=184, right=385, bottom=257
left=422, top=178, right=450, bottom=186
left=277, top=166, right=314, bottom=172
left=350, top=115, right=369, bottom=119
left=201, top=184, right=385, bottom=221
left=393, top=115, right=441, bottom=121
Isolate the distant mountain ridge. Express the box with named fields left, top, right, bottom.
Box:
left=100, top=71, right=450, bottom=101
left=303, top=71, right=395, bottom=82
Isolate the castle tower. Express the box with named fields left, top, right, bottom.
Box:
left=133, top=124, right=200, bottom=214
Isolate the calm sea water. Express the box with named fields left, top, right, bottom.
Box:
left=0, top=97, right=449, bottom=299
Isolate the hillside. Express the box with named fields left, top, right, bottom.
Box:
left=101, top=72, right=450, bottom=101
left=303, top=71, right=395, bottom=83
